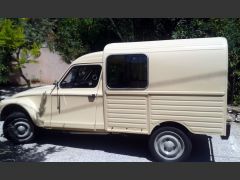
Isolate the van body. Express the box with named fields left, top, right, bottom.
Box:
left=0, top=37, right=228, bottom=162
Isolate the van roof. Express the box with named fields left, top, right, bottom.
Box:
left=71, top=37, right=227, bottom=65
left=72, top=51, right=103, bottom=65
left=104, top=37, right=227, bottom=54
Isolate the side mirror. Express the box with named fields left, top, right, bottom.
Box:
left=50, top=80, right=59, bottom=94
left=53, top=80, right=58, bottom=86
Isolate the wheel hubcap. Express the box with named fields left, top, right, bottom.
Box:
left=154, top=132, right=185, bottom=160
left=17, top=125, right=26, bottom=133
left=9, top=119, right=33, bottom=140
left=163, top=140, right=175, bottom=152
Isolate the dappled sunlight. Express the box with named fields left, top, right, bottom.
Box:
left=0, top=136, right=64, bottom=162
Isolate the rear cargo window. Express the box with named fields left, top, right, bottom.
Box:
left=107, top=54, right=148, bottom=89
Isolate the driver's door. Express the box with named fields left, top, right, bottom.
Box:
left=50, top=64, right=102, bottom=131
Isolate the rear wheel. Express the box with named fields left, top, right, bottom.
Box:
left=149, top=126, right=192, bottom=162
left=3, top=112, right=35, bottom=144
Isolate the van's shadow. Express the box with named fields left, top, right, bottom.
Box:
left=34, top=130, right=214, bottom=162
left=0, top=129, right=214, bottom=162
left=188, top=135, right=214, bottom=162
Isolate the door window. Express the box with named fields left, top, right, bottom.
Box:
left=60, top=65, right=102, bottom=88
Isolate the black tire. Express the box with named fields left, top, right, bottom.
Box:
left=149, top=126, right=192, bottom=162
left=3, top=112, right=35, bottom=144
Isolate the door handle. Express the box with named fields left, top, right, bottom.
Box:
left=57, top=95, right=61, bottom=113
left=88, top=94, right=96, bottom=102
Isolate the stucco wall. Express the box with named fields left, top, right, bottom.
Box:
left=20, top=48, right=69, bottom=85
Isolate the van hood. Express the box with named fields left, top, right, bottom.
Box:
left=12, top=85, right=55, bottom=98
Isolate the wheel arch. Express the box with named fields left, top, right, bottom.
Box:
left=151, top=121, right=193, bottom=137
left=0, top=103, right=38, bottom=126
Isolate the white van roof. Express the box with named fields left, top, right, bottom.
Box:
left=72, top=51, right=103, bottom=65
left=104, top=37, right=227, bottom=54
left=72, top=37, right=227, bottom=65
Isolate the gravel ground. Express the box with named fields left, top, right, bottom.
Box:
left=1, top=86, right=240, bottom=162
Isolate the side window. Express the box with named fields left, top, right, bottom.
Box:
left=107, top=54, right=148, bottom=89
left=60, top=65, right=101, bottom=88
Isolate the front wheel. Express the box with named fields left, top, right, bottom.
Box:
left=149, top=127, right=192, bottom=162
left=3, top=112, right=35, bottom=144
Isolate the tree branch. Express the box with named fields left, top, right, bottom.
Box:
left=109, top=18, right=124, bottom=41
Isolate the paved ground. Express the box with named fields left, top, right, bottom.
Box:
left=0, top=86, right=240, bottom=162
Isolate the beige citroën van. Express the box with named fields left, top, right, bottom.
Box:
left=0, top=37, right=228, bottom=162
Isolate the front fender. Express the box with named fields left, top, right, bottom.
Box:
left=0, top=98, right=43, bottom=127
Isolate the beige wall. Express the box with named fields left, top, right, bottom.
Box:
left=20, top=48, right=69, bottom=85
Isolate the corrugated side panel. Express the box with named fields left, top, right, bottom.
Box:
left=150, top=95, right=225, bottom=135
left=106, top=95, right=148, bottom=134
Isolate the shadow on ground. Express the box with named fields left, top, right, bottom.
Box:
left=37, top=131, right=154, bottom=161
left=188, top=135, right=214, bottom=162
left=0, top=130, right=213, bottom=162
left=0, top=141, right=63, bottom=162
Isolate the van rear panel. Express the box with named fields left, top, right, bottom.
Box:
left=150, top=94, right=225, bottom=135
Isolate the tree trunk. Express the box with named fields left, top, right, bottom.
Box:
left=15, top=48, right=31, bottom=88
left=19, top=68, right=31, bottom=87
